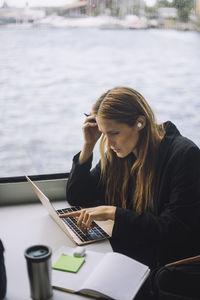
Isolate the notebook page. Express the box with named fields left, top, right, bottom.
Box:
left=52, top=246, right=104, bottom=292
left=81, top=252, right=150, bottom=300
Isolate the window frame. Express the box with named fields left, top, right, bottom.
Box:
left=0, top=173, right=69, bottom=206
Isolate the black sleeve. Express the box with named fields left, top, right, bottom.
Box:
left=0, top=240, right=7, bottom=299
left=112, top=145, right=200, bottom=248
left=66, top=152, right=106, bottom=208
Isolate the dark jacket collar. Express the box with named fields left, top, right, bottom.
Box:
left=158, top=121, right=181, bottom=158
left=163, top=121, right=180, bottom=138
left=153, top=121, right=181, bottom=213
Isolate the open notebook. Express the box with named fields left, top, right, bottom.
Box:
left=52, top=246, right=150, bottom=300
left=26, top=176, right=111, bottom=245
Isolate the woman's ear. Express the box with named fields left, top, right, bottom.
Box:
left=136, top=116, right=146, bottom=130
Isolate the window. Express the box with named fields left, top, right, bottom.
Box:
left=0, top=1, right=199, bottom=177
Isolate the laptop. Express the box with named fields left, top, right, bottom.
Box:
left=26, top=176, right=110, bottom=245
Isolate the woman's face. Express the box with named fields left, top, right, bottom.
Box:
left=97, top=117, right=140, bottom=158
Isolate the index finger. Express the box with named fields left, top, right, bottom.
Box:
left=84, top=114, right=96, bottom=123
left=59, top=211, right=81, bottom=218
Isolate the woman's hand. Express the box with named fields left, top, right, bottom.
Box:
left=82, top=114, right=101, bottom=146
left=78, top=114, right=102, bottom=164
left=59, top=206, right=116, bottom=229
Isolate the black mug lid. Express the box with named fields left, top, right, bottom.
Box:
left=24, top=245, right=52, bottom=262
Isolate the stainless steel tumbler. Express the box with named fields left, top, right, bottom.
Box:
left=24, top=245, right=53, bottom=300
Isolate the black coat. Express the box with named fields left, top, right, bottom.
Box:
left=0, top=240, right=6, bottom=299
left=66, top=122, right=200, bottom=269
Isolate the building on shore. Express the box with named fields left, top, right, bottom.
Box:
left=58, top=0, right=146, bottom=18
left=196, top=0, right=200, bottom=20
left=51, top=1, right=88, bottom=18
left=157, top=7, right=177, bottom=28
left=0, top=1, right=45, bottom=24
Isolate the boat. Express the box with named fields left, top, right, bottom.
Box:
left=122, top=14, right=148, bottom=29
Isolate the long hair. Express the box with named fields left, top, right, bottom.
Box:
left=93, top=87, right=165, bottom=213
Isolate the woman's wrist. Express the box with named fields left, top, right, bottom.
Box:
left=108, top=206, right=117, bottom=220
left=78, top=143, right=95, bottom=164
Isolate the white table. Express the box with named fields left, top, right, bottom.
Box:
left=0, top=201, right=112, bottom=300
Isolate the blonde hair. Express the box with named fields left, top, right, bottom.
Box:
left=93, top=87, right=165, bottom=213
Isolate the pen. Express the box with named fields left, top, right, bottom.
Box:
left=84, top=113, right=96, bottom=123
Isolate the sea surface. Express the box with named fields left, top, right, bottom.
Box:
left=0, top=27, right=200, bottom=177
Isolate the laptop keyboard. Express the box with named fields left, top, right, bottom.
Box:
left=56, top=206, right=110, bottom=242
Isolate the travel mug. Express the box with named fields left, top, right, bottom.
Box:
left=24, top=245, right=53, bottom=300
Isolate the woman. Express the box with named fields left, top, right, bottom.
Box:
left=61, top=87, right=200, bottom=269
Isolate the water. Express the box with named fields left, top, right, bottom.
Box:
left=0, top=27, right=200, bottom=177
